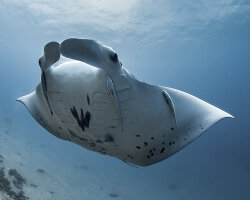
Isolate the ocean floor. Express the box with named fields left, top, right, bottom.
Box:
left=0, top=116, right=132, bottom=200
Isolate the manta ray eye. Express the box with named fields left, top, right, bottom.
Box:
left=38, top=58, right=41, bottom=67
left=109, top=53, right=118, bottom=62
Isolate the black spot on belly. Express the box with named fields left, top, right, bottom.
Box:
left=151, top=137, right=154, bottom=140
left=85, top=111, right=91, bottom=128
left=169, top=142, right=172, bottom=146
left=70, top=106, right=91, bottom=131
left=136, top=146, right=141, bottom=149
left=171, top=127, right=174, bottom=131
left=87, top=94, right=90, bottom=105
left=89, top=142, right=96, bottom=147
left=136, top=134, right=140, bottom=137
left=81, top=137, right=89, bottom=142
left=68, top=129, right=89, bottom=142
left=160, top=148, right=165, bottom=153
left=144, top=142, right=148, bottom=146
left=105, top=134, right=114, bottom=142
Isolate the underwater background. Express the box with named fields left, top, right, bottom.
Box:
left=0, top=0, right=249, bottom=199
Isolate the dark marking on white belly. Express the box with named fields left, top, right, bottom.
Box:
left=70, top=106, right=91, bottom=131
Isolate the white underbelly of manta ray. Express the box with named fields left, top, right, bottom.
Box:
left=17, top=38, right=233, bottom=166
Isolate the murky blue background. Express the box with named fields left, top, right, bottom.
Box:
left=0, top=1, right=249, bottom=199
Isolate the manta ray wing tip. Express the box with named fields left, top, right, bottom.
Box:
left=16, top=96, right=24, bottom=103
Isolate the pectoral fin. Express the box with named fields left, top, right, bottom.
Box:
left=164, top=87, right=233, bottom=153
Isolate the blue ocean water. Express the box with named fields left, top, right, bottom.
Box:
left=0, top=1, right=249, bottom=199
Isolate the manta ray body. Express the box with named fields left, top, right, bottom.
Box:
left=18, top=38, right=233, bottom=166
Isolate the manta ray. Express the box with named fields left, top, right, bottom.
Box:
left=17, top=38, right=233, bottom=166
